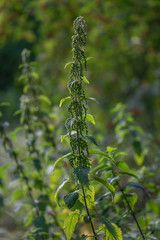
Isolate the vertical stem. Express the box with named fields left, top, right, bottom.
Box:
left=2, top=131, right=44, bottom=240
left=75, top=103, right=98, bottom=240
left=116, top=180, right=145, bottom=239
left=81, top=184, right=98, bottom=240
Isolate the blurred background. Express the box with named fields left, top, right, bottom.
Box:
left=0, top=0, right=160, bottom=239
left=1, top=0, right=160, bottom=138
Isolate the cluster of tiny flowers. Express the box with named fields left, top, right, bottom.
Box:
left=66, top=16, right=90, bottom=168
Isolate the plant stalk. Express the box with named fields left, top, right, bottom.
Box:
left=116, top=180, right=145, bottom=239
left=75, top=103, right=98, bottom=240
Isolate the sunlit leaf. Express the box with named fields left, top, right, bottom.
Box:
left=64, top=209, right=80, bottom=240
left=79, top=185, right=95, bottom=209
left=38, top=95, right=51, bottom=105
left=54, top=179, right=69, bottom=206
left=94, top=177, right=115, bottom=197
left=59, top=97, right=71, bottom=107
left=85, top=114, right=96, bottom=125
left=89, top=149, right=107, bottom=157
left=12, top=189, right=24, bottom=203
left=102, top=219, right=123, bottom=240
left=125, top=193, right=137, bottom=209
left=82, top=76, right=89, bottom=84
left=64, top=61, right=73, bottom=69
left=53, top=153, right=72, bottom=172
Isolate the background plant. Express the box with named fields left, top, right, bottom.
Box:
left=0, top=4, right=160, bottom=239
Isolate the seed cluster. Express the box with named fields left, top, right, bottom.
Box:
left=67, top=16, right=90, bottom=168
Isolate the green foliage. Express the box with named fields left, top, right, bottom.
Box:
left=0, top=12, right=159, bottom=240
left=74, top=165, right=90, bottom=186
left=64, top=191, right=79, bottom=209
left=54, top=178, right=69, bottom=206
left=79, top=185, right=95, bottom=210
left=64, top=210, right=80, bottom=240
left=94, top=177, right=115, bottom=197
left=99, top=220, right=123, bottom=240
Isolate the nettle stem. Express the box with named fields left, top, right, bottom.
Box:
left=67, top=16, right=98, bottom=239
left=116, top=180, right=145, bottom=239
left=0, top=125, right=45, bottom=240
left=75, top=97, right=98, bottom=240
left=81, top=184, right=98, bottom=240
left=1, top=127, right=40, bottom=216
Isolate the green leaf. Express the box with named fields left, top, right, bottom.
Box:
left=64, top=61, right=73, bottom=69
left=113, top=192, right=122, bottom=204
left=61, top=131, right=76, bottom=142
left=24, top=212, right=33, bottom=227
left=54, top=179, right=69, bottom=206
left=65, top=117, right=76, bottom=130
left=127, top=182, right=150, bottom=197
left=134, top=152, right=144, bottom=165
left=107, top=146, right=117, bottom=152
left=82, top=76, right=89, bottom=84
left=80, top=235, right=88, bottom=240
left=74, top=166, right=90, bottom=185
left=38, top=95, right=51, bottom=105
left=119, top=171, right=140, bottom=182
left=116, top=161, right=129, bottom=170
left=31, top=72, right=39, bottom=80
left=81, top=57, right=93, bottom=64
left=0, top=102, right=10, bottom=107
left=33, top=159, right=42, bottom=171
left=89, top=149, right=107, bottom=157
left=64, top=191, right=79, bottom=209
left=33, top=216, right=48, bottom=232
left=68, top=80, right=77, bottom=89
left=94, top=177, right=115, bottom=197
left=146, top=200, right=160, bottom=215
left=87, top=97, right=99, bottom=104
left=37, top=195, right=49, bottom=211
left=133, top=140, right=142, bottom=156
left=85, top=114, right=96, bottom=125
left=115, top=152, right=127, bottom=157
left=11, top=189, right=24, bottom=203
left=61, top=133, right=69, bottom=142
left=13, top=109, right=22, bottom=116
left=59, top=97, right=71, bottom=107
left=79, top=185, right=95, bottom=209
left=64, top=209, right=80, bottom=240
left=84, top=216, right=91, bottom=224
left=0, top=165, right=9, bottom=177
left=14, top=126, right=24, bottom=133
left=125, top=193, right=137, bottom=209
left=95, top=192, right=111, bottom=205
left=83, top=135, right=98, bottom=145
left=8, top=132, right=16, bottom=141
left=53, top=153, right=72, bottom=172
left=86, top=57, right=93, bottom=62
left=102, top=219, right=123, bottom=240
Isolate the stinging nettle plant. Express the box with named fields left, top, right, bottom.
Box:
left=56, top=16, right=123, bottom=240
left=0, top=16, right=153, bottom=240
left=65, top=16, right=97, bottom=239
